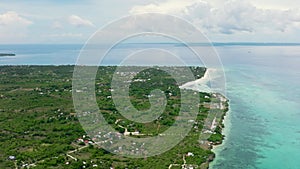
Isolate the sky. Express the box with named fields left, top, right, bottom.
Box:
left=0, top=0, right=300, bottom=44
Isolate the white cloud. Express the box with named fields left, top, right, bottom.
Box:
left=45, top=33, right=83, bottom=38
left=130, top=0, right=201, bottom=14
left=1, top=1, right=299, bottom=43
left=68, top=15, right=95, bottom=28
left=211, top=1, right=300, bottom=34
left=129, top=0, right=300, bottom=36
left=0, top=11, right=33, bottom=43
left=0, top=11, right=32, bottom=27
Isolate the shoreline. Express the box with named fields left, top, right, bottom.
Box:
left=180, top=68, right=229, bottom=169
left=180, top=68, right=216, bottom=93
left=200, top=95, right=229, bottom=169
left=209, top=103, right=231, bottom=168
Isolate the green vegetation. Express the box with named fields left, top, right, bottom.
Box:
left=208, top=126, right=224, bottom=143
left=0, top=66, right=226, bottom=169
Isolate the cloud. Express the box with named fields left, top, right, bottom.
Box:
left=210, top=1, right=300, bottom=34
left=129, top=0, right=300, bottom=36
left=0, top=11, right=33, bottom=43
left=68, top=15, right=95, bottom=27
left=0, top=11, right=32, bottom=27
left=45, top=33, right=83, bottom=38
left=130, top=0, right=201, bottom=14
left=204, top=1, right=257, bottom=34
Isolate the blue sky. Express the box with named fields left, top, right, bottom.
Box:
left=1, top=0, right=300, bottom=44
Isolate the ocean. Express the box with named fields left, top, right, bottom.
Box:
left=211, top=46, right=300, bottom=169
left=1, top=44, right=299, bottom=169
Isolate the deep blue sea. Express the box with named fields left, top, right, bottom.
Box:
left=1, top=44, right=299, bottom=169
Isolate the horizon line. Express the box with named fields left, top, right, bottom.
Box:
left=1, top=42, right=300, bottom=46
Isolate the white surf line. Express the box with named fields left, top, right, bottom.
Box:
left=179, top=68, right=216, bottom=93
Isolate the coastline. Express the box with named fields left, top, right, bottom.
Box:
left=209, top=105, right=231, bottom=168
left=180, top=68, right=229, bottom=169
left=180, top=68, right=215, bottom=93
left=200, top=95, right=229, bottom=169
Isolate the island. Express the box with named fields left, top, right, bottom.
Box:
left=0, top=53, right=16, bottom=57
left=0, top=66, right=228, bottom=169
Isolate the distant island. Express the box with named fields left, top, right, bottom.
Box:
left=0, top=53, right=15, bottom=57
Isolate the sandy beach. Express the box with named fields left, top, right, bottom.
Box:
left=180, top=68, right=217, bottom=93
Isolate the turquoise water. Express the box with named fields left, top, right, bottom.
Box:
left=1, top=44, right=299, bottom=168
left=211, top=46, right=300, bottom=169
